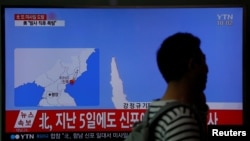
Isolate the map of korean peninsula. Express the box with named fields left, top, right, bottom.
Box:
left=14, top=48, right=99, bottom=107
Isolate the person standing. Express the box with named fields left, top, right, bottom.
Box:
left=148, top=32, right=209, bottom=141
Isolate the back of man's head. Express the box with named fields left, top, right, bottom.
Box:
left=156, top=32, right=202, bottom=83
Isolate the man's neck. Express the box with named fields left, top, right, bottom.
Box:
left=161, top=80, right=198, bottom=105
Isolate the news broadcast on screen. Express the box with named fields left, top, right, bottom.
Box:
left=1, top=3, right=246, bottom=140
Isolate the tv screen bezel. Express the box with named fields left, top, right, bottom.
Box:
left=0, top=0, right=248, bottom=140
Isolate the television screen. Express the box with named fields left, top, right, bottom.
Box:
left=2, top=6, right=244, bottom=140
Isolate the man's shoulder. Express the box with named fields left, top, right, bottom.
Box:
left=149, top=101, right=197, bottom=121
left=164, top=104, right=196, bottom=119
left=149, top=100, right=195, bottom=113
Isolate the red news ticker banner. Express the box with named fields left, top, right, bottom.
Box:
left=6, top=109, right=242, bottom=133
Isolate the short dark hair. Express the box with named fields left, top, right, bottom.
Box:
left=156, top=32, right=202, bottom=83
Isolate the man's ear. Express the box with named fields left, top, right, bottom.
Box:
left=188, top=58, right=196, bottom=70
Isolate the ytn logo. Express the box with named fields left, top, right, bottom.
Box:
left=217, top=14, right=233, bottom=25
left=10, top=134, right=35, bottom=140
